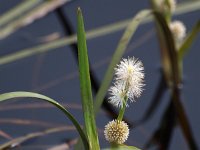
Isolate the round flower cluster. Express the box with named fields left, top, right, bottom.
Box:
left=169, top=20, right=186, bottom=42
left=104, top=120, right=129, bottom=144
left=109, top=57, right=144, bottom=108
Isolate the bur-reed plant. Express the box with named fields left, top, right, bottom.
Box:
left=0, top=0, right=200, bottom=149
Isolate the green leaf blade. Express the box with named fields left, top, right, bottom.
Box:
left=178, top=20, right=200, bottom=60
left=153, top=11, right=180, bottom=86
left=77, top=8, right=100, bottom=150
left=0, top=91, right=89, bottom=150
left=153, top=11, right=198, bottom=150
left=103, top=144, right=141, bottom=150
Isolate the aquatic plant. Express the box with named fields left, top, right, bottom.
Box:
left=0, top=0, right=200, bottom=149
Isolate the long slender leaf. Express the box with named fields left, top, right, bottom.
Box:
left=0, top=0, right=71, bottom=40
left=153, top=11, right=198, bottom=150
left=77, top=8, right=100, bottom=150
left=0, top=1, right=199, bottom=66
left=137, top=73, right=166, bottom=125
left=0, top=126, right=74, bottom=149
left=94, top=9, right=151, bottom=114
left=144, top=100, right=176, bottom=149
left=103, top=145, right=141, bottom=150
left=153, top=12, right=180, bottom=86
left=0, top=0, right=41, bottom=27
left=178, top=20, right=200, bottom=60
left=175, top=1, right=200, bottom=16
left=0, top=91, right=89, bottom=150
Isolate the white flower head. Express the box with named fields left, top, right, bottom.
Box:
left=115, top=57, right=144, bottom=84
left=109, top=81, right=130, bottom=108
left=169, top=20, right=186, bottom=42
left=104, top=120, right=129, bottom=144
left=109, top=57, right=145, bottom=108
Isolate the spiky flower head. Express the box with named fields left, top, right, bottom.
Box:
left=104, top=120, right=129, bottom=144
left=115, top=57, right=144, bottom=85
left=109, top=82, right=126, bottom=108
left=109, top=57, right=144, bottom=108
left=169, top=20, right=186, bottom=42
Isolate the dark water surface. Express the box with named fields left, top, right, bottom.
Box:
left=0, top=0, right=200, bottom=149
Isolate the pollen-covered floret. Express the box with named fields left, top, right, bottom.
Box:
left=104, top=120, right=129, bottom=144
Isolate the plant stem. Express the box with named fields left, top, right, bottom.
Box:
left=117, top=96, right=128, bottom=121
left=171, top=87, right=198, bottom=150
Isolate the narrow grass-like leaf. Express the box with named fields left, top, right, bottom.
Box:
left=94, top=9, right=151, bottom=113
left=144, top=100, right=176, bottom=149
left=175, top=1, right=200, bottom=16
left=0, top=91, right=89, bottom=150
left=0, top=0, right=70, bottom=40
left=0, top=1, right=199, bottom=66
left=138, top=74, right=166, bottom=124
left=0, top=0, right=41, bottom=27
left=103, top=145, right=141, bottom=150
left=153, top=11, right=198, bottom=149
left=0, top=126, right=74, bottom=149
left=153, top=12, right=180, bottom=86
left=178, top=20, right=200, bottom=60
left=77, top=8, right=100, bottom=150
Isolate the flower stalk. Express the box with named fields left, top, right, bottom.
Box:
left=104, top=56, right=145, bottom=145
left=117, top=96, right=128, bottom=121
